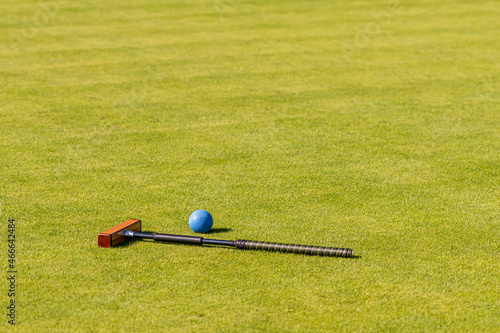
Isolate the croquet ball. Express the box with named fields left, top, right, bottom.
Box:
left=189, top=210, right=213, bottom=233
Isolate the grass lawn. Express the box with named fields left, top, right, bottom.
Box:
left=1, top=0, right=499, bottom=331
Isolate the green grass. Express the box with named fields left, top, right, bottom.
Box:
left=1, top=0, right=499, bottom=331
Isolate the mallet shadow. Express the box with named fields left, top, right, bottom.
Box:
left=113, top=237, right=143, bottom=248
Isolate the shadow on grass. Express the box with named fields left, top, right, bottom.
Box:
left=113, top=238, right=140, bottom=248
left=206, top=228, right=232, bottom=234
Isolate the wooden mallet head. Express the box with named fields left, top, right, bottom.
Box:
left=98, top=219, right=141, bottom=248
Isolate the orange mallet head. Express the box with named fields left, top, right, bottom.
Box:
left=97, top=219, right=141, bottom=248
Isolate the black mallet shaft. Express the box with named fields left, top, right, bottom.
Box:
left=124, top=230, right=353, bottom=258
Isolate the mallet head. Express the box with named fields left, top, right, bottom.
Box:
left=98, top=219, right=141, bottom=248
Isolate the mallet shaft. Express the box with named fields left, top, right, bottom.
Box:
left=124, top=231, right=353, bottom=257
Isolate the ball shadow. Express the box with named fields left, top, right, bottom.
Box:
left=206, top=228, right=232, bottom=234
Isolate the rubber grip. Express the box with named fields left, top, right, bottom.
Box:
left=236, top=240, right=353, bottom=257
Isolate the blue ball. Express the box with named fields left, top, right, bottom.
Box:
left=189, top=210, right=213, bottom=233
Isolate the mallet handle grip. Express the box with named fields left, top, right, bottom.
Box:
left=236, top=240, right=353, bottom=257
